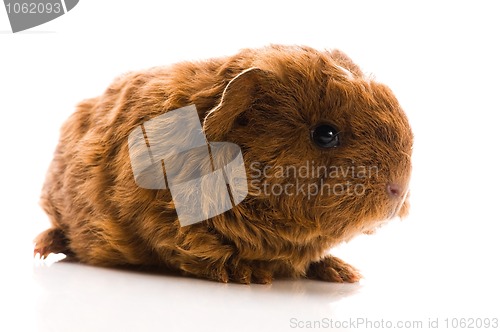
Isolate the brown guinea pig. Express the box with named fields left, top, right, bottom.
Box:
left=34, top=45, right=413, bottom=284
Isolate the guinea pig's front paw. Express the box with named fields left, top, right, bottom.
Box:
left=306, top=256, right=362, bottom=283
left=227, top=261, right=274, bottom=285
left=186, top=260, right=274, bottom=284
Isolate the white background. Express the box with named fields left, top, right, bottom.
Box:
left=1, top=1, right=499, bottom=331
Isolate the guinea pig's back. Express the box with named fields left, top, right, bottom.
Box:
left=36, top=58, right=232, bottom=267
left=38, top=71, right=175, bottom=266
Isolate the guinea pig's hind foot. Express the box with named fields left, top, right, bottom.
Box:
left=33, top=227, right=72, bottom=259
left=306, top=256, right=362, bottom=283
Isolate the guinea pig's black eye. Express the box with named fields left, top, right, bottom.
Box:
left=311, top=124, right=341, bottom=148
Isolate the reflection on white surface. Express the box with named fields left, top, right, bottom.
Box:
left=20, top=238, right=499, bottom=332
left=33, top=262, right=361, bottom=332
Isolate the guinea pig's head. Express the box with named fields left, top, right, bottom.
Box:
left=202, top=45, right=413, bottom=243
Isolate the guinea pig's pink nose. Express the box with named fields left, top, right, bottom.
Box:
left=387, top=183, right=405, bottom=198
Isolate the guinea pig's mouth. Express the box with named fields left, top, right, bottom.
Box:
left=362, top=192, right=410, bottom=235
left=388, top=189, right=410, bottom=220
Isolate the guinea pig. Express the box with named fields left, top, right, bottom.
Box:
left=34, top=45, right=413, bottom=284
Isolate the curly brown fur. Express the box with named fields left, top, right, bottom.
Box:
left=35, top=45, right=413, bottom=284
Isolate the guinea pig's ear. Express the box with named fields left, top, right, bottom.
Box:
left=328, top=49, right=364, bottom=78
left=202, top=67, right=267, bottom=141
